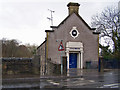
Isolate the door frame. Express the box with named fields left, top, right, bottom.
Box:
left=66, top=42, right=83, bottom=69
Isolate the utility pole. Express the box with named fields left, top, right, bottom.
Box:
left=47, top=9, right=55, bottom=26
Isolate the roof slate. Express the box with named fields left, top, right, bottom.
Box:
left=51, top=13, right=96, bottom=31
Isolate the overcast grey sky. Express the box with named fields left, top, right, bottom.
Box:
left=0, top=0, right=119, bottom=45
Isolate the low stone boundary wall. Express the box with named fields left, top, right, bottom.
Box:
left=45, top=56, right=67, bottom=76
left=2, top=58, right=33, bottom=75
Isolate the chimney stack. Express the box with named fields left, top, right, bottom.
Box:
left=67, top=2, right=80, bottom=15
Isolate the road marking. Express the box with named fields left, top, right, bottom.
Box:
left=49, top=81, right=60, bottom=85
left=104, top=83, right=118, bottom=87
left=47, top=80, right=60, bottom=85
left=88, top=80, right=95, bottom=83
left=79, top=78, right=84, bottom=80
left=99, top=83, right=119, bottom=88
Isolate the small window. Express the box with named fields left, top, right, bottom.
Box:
left=70, top=27, right=79, bottom=39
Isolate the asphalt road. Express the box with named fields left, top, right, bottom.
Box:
left=40, top=69, right=120, bottom=88
left=2, top=69, right=120, bottom=89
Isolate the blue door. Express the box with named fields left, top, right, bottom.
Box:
left=69, top=53, right=77, bottom=68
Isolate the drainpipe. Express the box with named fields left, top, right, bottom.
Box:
left=46, top=32, right=49, bottom=60
left=45, top=38, right=46, bottom=75
left=98, top=34, right=99, bottom=64
left=45, top=32, right=49, bottom=74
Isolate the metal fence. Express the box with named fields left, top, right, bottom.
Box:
left=102, top=59, right=120, bottom=69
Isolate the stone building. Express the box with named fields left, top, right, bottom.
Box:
left=37, top=2, right=100, bottom=75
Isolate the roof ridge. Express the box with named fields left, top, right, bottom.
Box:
left=52, top=13, right=96, bottom=30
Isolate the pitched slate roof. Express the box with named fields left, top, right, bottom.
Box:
left=51, top=13, right=96, bottom=31
left=37, top=39, right=46, bottom=50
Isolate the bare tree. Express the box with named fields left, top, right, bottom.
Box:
left=2, top=39, right=19, bottom=57
left=2, top=38, right=36, bottom=58
left=26, top=44, right=38, bottom=55
left=91, top=6, right=120, bottom=54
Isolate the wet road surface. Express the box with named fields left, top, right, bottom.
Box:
left=2, top=69, right=120, bottom=89
left=40, top=69, right=120, bottom=88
